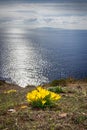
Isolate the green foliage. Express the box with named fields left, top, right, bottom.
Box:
left=31, top=94, right=54, bottom=109
left=48, top=86, right=64, bottom=94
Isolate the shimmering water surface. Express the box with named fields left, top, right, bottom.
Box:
left=0, top=28, right=87, bottom=87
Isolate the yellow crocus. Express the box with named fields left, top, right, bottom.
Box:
left=26, top=86, right=61, bottom=108
left=4, top=89, right=17, bottom=94
left=42, top=100, right=46, bottom=105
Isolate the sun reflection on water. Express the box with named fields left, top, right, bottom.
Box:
left=1, top=28, right=49, bottom=87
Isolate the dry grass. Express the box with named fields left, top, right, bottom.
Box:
left=0, top=79, right=87, bottom=130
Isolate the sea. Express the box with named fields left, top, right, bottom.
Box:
left=0, top=27, right=87, bottom=87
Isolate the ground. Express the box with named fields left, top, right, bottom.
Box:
left=0, top=79, right=87, bottom=130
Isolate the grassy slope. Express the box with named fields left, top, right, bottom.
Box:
left=0, top=79, right=87, bottom=130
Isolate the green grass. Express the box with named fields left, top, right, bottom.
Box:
left=48, top=86, right=64, bottom=94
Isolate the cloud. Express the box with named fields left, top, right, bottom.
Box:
left=0, top=3, right=87, bottom=30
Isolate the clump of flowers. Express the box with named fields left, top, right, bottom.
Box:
left=26, top=86, right=61, bottom=109
left=4, top=89, right=17, bottom=94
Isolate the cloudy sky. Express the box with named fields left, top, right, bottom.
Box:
left=0, top=0, right=87, bottom=30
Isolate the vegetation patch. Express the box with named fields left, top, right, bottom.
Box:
left=26, top=86, right=61, bottom=109
left=48, top=86, right=64, bottom=94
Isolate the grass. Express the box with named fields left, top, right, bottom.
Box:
left=49, top=77, right=76, bottom=86
left=0, top=79, right=87, bottom=130
left=48, top=86, right=64, bottom=93
left=50, top=79, right=67, bottom=86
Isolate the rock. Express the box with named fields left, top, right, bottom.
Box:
left=8, top=109, right=16, bottom=113
left=59, top=113, right=67, bottom=118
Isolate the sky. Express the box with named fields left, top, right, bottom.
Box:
left=0, top=0, right=87, bottom=30
left=0, top=0, right=87, bottom=3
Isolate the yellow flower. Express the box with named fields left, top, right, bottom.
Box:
left=20, top=105, right=28, bottom=109
left=4, top=89, right=17, bottom=94
left=36, top=86, right=50, bottom=99
left=26, top=86, right=61, bottom=108
left=42, top=100, right=46, bottom=105
left=50, top=92, right=61, bottom=101
left=36, top=86, right=42, bottom=92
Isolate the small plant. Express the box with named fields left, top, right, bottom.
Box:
left=26, top=86, right=61, bottom=109
left=48, top=86, right=64, bottom=94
